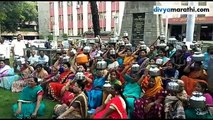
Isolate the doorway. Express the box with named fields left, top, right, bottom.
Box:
left=171, top=25, right=182, bottom=41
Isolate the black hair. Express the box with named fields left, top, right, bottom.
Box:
left=159, top=48, right=166, bottom=54
left=56, top=52, right=62, bottom=56
left=197, top=81, right=211, bottom=94
left=168, top=44, right=174, bottom=48
left=35, top=64, right=43, bottom=69
left=76, top=80, right=85, bottom=91
left=140, top=49, right=147, bottom=54
left=33, top=77, right=39, bottom=85
left=63, top=62, right=71, bottom=68
left=195, top=61, right=202, bottom=66
left=114, top=84, right=129, bottom=114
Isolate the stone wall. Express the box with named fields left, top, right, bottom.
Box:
left=120, top=1, right=162, bottom=46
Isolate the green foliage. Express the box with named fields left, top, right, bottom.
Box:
left=62, top=33, right=68, bottom=38
left=48, top=35, right=53, bottom=40
left=0, top=1, right=38, bottom=33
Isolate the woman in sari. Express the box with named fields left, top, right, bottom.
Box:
left=0, top=59, right=20, bottom=90
left=118, top=48, right=139, bottom=69
left=121, top=64, right=142, bottom=118
left=93, top=84, right=128, bottom=119
left=12, top=64, right=48, bottom=92
left=181, top=61, right=208, bottom=95
left=48, top=62, right=74, bottom=102
left=164, top=80, right=188, bottom=119
left=11, top=61, right=34, bottom=92
left=157, top=48, right=170, bottom=66
left=87, top=69, right=108, bottom=112
left=133, top=75, right=167, bottom=119
left=162, top=62, right=179, bottom=89
left=53, top=80, right=88, bottom=119
left=12, top=77, right=45, bottom=119
left=184, top=81, right=213, bottom=119
left=60, top=65, right=93, bottom=105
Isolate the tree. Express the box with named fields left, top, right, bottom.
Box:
left=89, top=1, right=100, bottom=37
left=0, top=1, right=37, bottom=33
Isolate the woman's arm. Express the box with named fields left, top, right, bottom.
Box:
left=118, top=49, right=126, bottom=58
left=57, top=106, right=75, bottom=119
left=32, top=93, right=43, bottom=116
left=85, top=75, right=93, bottom=83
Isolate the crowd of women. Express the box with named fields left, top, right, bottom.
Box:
left=0, top=35, right=213, bottom=119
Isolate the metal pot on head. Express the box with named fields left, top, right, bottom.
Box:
left=189, top=91, right=206, bottom=110
left=166, top=79, right=180, bottom=93
left=149, top=65, right=161, bottom=76
left=75, top=71, right=85, bottom=81
left=96, top=59, right=107, bottom=70
left=131, top=62, right=140, bottom=72
left=109, top=49, right=116, bottom=55
left=83, top=46, right=91, bottom=54
left=192, top=52, right=204, bottom=62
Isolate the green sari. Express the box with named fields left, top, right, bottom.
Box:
left=123, top=74, right=142, bottom=118
left=185, top=108, right=213, bottom=119
left=12, top=85, right=45, bottom=119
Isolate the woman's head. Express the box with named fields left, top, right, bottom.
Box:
left=27, top=77, right=39, bottom=87
left=150, top=46, right=155, bottom=52
left=193, top=61, right=202, bottom=71
left=182, top=45, right=188, bottom=52
left=96, top=70, right=104, bottom=77
left=0, top=60, right=5, bottom=68
left=140, top=50, right=147, bottom=57
left=158, top=48, right=166, bottom=57
left=166, top=61, right=174, bottom=70
left=63, top=62, right=71, bottom=71
left=72, top=80, right=85, bottom=94
left=195, top=81, right=208, bottom=93
left=110, top=70, right=117, bottom=81
left=148, top=77, right=156, bottom=88
left=149, top=59, right=156, bottom=65
left=126, top=49, right=132, bottom=56
left=168, top=44, right=174, bottom=51
left=35, top=64, right=43, bottom=72
left=110, top=84, right=123, bottom=96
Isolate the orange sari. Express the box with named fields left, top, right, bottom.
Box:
left=123, top=56, right=135, bottom=66
left=181, top=69, right=208, bottom=96
left=143, top=76, right=163, bottom=97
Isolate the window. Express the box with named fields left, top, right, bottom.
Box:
left=59, top=1, right=63, bottom=8
left=59, top=15, right=63, bottom=21
left=50, top=2, right=54, bottom=8
left=99, top=12, right=105, bottom=19
left=68, top=15, right=73, bottom=21
left=68, top=1, right=72, bottom=6
left=68, top=29, right=73, bottom=35
left=180, top=14, right=187, bottom=18
left=77, top=14, right=83, bottom=20
left=197, top=14, right=205, bottom=17
left=199, top=1, right=206, bottom=6
left=88, top=14, right=92, bottom=19
left=181, top=1, right=188, bottom=6
left=77, top=1, right=83, bottom=5
left=59, top=29, right=63, bottom=35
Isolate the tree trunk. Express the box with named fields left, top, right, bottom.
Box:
left=89, top=1, right=100, bottom=37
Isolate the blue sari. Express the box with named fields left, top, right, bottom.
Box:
left=0, top=68, right=20, bottom=90
left=12, top=85, right=45, bottom=119
left=123, top=74, right=142, bottom=118
left=87, top=77, right=106, bottom=110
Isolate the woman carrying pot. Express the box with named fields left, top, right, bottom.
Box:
left=184, top=81, right=213, bottom=119
left=133, top=68, right=167, bottom=119
left=164, top=80, right=188, bottom=119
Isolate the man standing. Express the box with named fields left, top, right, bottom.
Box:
left=11, top=34, right=26, bottom=57
left=0, top=37, right=10, bottom=65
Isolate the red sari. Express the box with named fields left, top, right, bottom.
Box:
left=48, top=70, right=73, bottom=102
left=94, top=96, right=128, bottom=119
left=61, top=72, right=94, bottom=105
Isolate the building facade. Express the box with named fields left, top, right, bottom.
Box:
left=161, top=1, right=213, bottom=41
left=48, top=1, right=125, bottom=37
